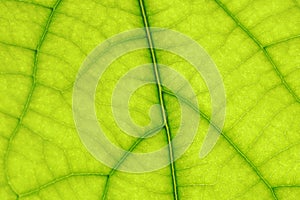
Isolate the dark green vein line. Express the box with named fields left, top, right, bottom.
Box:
left=5, top=0, right=52, bottom=10
left=137, top=0, right=179, bottom=200
left=273, top=185, right=300, bottom=189
left=162, top=89, right=278, bottom=200
left=3, top=0, right=62, bottom=197
left=101, top=125, right=164, bottom=200
left=0, top=40, right=35, bottom=51
left=18, top=172, right=107, bottom=198
left=214, top=0, right=300, bottom=104
left=0, top=72, right=31, bottom=78
left=264, top=34, right=300, bottom=48
left=0, top=109, right=18, bottom=120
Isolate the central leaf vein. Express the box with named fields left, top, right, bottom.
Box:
left=137, top=0, right=179, bottom=199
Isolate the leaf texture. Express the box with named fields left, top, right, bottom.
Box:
left=0, top=0, right=299, bottom=199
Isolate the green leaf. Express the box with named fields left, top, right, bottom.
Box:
left=0, top=0, right=299, bottom=199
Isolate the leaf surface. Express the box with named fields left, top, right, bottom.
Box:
left=0, top=0, right=299, bottom=199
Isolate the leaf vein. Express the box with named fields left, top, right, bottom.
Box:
left=137, top=0, right=179, bottom=199
left=214, top=0, right=300, bottom=104
left=3, top=0, right=62, bottom=196
left=163, top=88, right=279, bottom=200
left=18, top=172, right=107, bottom=198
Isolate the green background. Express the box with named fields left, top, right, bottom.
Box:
left=0, top=0, right=299, bottom=199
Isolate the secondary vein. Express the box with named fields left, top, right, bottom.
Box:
left=3, top=0, right=62, bottom=196
left=163, top=89, right=279, bottom=200
left=101, top=125, right=164, bottom=200
left=214, top=0, right=300, bottom=104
